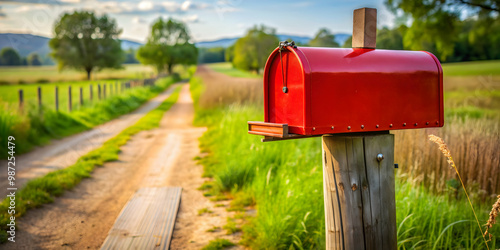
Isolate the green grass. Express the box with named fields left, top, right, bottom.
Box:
left=198, top=207, right=214, bottom=216
left=205, top=62, right=262, bottom=79
left=189, top=76, right=500, bottom=249
left=0, top=76, right=180, bottom=159
left=0, top=85, right=182, bottom=243
left=202, top=238, right=235, bottom=250
left=0, top=64, right=156, bottom=84
left=442, top=60, right=500, bottom=76
left=0, top=79, right=125, bottom=112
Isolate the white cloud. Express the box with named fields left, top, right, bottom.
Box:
left=138, top=1, right=154, bottom=11
left=182, top=14, right=198, bottom=23
left=132, top=16, right=147, bottom=24
left=181, top=1, right=191, bottom=11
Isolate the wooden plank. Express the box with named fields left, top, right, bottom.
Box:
left=352, top=8, right=377, bottom=49
left=344, top=137, right=366, bottom=250
left=364, top=134, right=396, bottom=250
left=322, top=136, right=345, bottom=249
left=322, top=134, right=396, bottom=250
left=101, top=187, right=182, bottom=250
left=248, top=121, right=288, bottom=138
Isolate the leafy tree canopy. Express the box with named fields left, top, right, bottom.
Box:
left=49, top=11, right=124, bottom=80
left=232, top=25, right=279, bottom=74
left=0, top=47, right=21, bottom=66
left=309, top=28, right=340, bottom=47
left=385, top=0, right=499, bottom=61
left=137, top=18, right=197, bottom=74
left=27, top=53, right=42, bottom=66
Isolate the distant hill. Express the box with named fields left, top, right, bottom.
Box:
left=195, top=33, right=351, bottom=48
left=0, top=33, right=144, bottom=65
left=0, top=32, right=352, bottom=64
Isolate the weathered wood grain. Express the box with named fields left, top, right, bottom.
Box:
left=322, top=134, right=396, bottom=250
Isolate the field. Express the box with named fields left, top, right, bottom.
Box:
left=0, top=64, right=155, bottom=84
left=0, top=62, right=194, bottom=158
left=441, top=60, right=500, bottom=76
left=192, top=62, right=500, bottom=249
left=206, top=62, right=262, bottom=79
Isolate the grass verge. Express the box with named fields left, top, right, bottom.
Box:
left=0, top=85, right=182, bottom=243
left=205, top=62, right=262, bottom=79
left=190, top=76, right=500, bottom=249
left=0, top=75, right=180, bottom=159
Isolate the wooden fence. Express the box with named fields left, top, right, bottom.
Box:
left=18, top=77, right=159, bottom=113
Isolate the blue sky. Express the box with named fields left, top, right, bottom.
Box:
left=0, top=0, right=395, bottom=42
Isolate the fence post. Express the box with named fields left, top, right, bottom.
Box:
left=98, top=84, right=102, bottom=100
left=55, top=87, right=59, bottom=112
left=115, top=82, right=118, bottom=94
left=110, top=83, right=113, bottom=96
left=322, top=133, right=397, bottom=250
left=18, top=89, right=23, bottom=111
left=37, top=87, right=42, bottom=112
left=80, top=87, right=83, bottom=106
left=103, top=84, right=106, bottom=98
left=68, top=86, right=72, bottom=112
left=90, top=84, right=93, bottom=101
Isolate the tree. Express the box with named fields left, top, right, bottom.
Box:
left=225, top=44, right=235, bottom=63
left=309, top=28, right=340, bottom=47
left=232, top=25, right=279, bottom=74
left=124, top=49, right=139, bottom=64
left=342, top=36, right=352, bottom=48
left=137, top=18, right=197, bottom=74
left=376, top=26, right=404, bottom=50
left=0, top=47, right=21, bottom=66
left=385, top=0, right=499, bottom=61
left=198, top=47, right=225, bottom=63
left=27, top=53, right=42, bottom=66
left=49, top=11, right=124, bottom=80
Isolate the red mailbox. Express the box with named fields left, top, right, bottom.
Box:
left=249, top=45, right=443, bottom=138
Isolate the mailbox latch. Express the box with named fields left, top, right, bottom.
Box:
left=278, top=41, right=297, bottom=94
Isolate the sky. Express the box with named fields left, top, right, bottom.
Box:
left=0, top=0, right=396, bottom=43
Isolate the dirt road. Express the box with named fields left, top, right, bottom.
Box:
left=0, top=86, right=177, bottom=199
left=2, top=81, right=241, bottom=249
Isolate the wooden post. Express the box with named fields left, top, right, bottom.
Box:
left=37, top=87, right=42, bottom=112
left=322, top=133, right=397, bottom=250
left=18, top=89, right=23, bottom=110
left=90, top=84, right=93, bottom=101
left=352, top=8, right=377, bottom=49
left=103, top=84, right=106, bottom=98
left=55, top=87, right=59, bottom=111
left=115, top=82, right=118, bottom=94
left=110, top=84, right=113, bottom=96
left=98, top=84, right=102, bottom=100
left=68, top=86, right=72, bottom=112
left=80, top=87, right=83, bottom=106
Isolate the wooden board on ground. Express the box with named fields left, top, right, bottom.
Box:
left=101, top=187, right=182, bottom=250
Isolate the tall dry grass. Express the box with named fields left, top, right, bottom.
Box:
left=195, top=65, right=262, bottom=108
left=394, top=118, right=500, bottom=196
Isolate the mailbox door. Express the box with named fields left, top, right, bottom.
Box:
left=264, top=48, right=310, bottom=135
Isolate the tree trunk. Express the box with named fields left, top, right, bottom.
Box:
left=86, top=68, right=92, bottom=80
left=167, top=64, right=173, bottom=75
